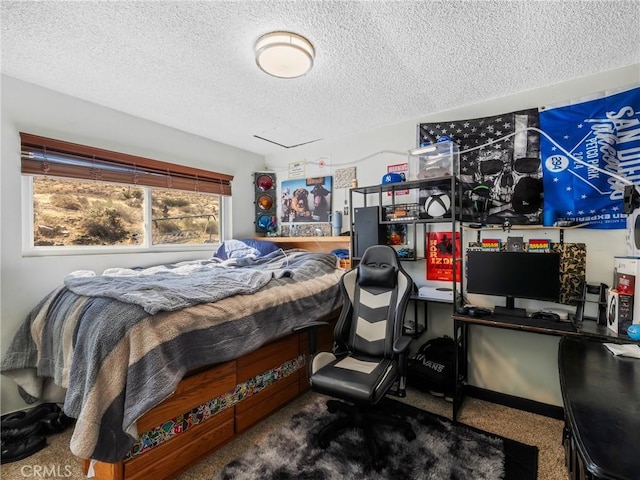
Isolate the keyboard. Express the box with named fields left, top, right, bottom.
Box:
left=493, top=314, right=577, bottom=332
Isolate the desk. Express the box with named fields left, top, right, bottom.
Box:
left=559, top=337, right=639, bottom=480
left=405, top=294, right=453, bottom=338
left=451, top=314, right=636, bottom=421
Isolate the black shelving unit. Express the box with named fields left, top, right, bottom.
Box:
left=349, top=141, right=464, bottom=309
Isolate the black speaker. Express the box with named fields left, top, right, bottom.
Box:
left=353, top=206, right=386, bottom=258
left=622, top=185, right=640, bottom=214
left=573, top=282, right=608, bottom=325
left=254, top=172, right=277, bottom=234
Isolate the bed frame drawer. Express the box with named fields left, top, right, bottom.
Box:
left=136, top=360, right=236, bottom=432
left=82, top=314, right=341, bottom=480
left=235, top=374, right=299, bottom=433
left=124, top=408, right=234, bottom=480
left=236, top=335, right=299, bottom=383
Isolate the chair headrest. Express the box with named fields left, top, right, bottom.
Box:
left=358, top=245, right=399, bottom=288
left=358, top=263, right=396, bottom=288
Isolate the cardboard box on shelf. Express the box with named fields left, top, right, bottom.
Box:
left=613, top=257, right=640, bottom=327
left=607, top=289, right=634, bottom=335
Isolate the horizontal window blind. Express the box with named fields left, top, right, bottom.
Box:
left=21, top=133, right=233, bottom=195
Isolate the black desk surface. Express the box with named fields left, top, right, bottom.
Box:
left=452, top=313, right=637, bottom=342
left=559, top=337, right=640, bottom=480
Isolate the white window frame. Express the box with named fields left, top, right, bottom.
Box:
left=21, top=176, right=230, bottom=257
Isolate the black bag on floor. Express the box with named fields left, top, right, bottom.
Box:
left=407, top=336, right=455, bottom=396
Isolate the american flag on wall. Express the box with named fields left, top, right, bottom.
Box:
left=419, top=108, right=542, bottom=225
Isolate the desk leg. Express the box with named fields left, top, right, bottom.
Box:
left=453, top=319, right=468, bottom=422
left=406, top=299, right=428, bottom=338
left=419, top=300, right=428, bottom=336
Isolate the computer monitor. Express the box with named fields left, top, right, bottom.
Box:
left=465, top=251, right=561, bottom=317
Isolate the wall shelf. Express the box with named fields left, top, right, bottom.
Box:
left=349, top=140, right=463, bottom=306
left=463, top=223, right=588, bottom=244
left=463, top=223, right=588, bottom=231
left=258, top=236, right=350, bottom=253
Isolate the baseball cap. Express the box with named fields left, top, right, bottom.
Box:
left=382, top=172, right=405, bottom=184
left=512, top=177, right=543, bottom=214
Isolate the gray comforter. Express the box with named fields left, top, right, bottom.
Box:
left=64, top=251, right=294, bottom=314
left=1, top=250, right=343, bottom=463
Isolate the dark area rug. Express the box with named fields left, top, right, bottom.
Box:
left=216, top=394, right=538, bottom=480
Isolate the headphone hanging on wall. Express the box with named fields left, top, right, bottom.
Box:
left=471, top=184, right=491, bottom=214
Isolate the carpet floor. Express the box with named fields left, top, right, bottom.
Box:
left=0, top=387, right=566, bottom=479
left=215, top=394, right=537, bottom=480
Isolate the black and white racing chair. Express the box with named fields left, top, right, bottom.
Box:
left=295, top=244, right=416, bottom=471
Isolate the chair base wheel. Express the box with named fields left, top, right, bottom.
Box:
left=405, top=429, right=417, bottom=441
left=316, top=400, right=416, bottom=471
left=326, top=399, right=341, bottom=414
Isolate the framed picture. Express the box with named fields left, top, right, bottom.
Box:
left=281, top=176, right=333, bottom=223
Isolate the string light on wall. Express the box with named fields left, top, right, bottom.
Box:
left=255, top=31, right=315, bottom=79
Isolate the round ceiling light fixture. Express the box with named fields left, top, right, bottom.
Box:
left=255, top=31, right=315, bottom=79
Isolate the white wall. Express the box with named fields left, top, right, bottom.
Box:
left=0, top=75, right=265, bottom=413
left=265, top=64, right=640, bottom=407
left=2, top=66, right=637, bottom=413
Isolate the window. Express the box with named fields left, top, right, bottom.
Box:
left=151, top=189, right=219, bottom=245
left=22, top=133, right=232, bottom=252
left=32, top=177, right=145, bottom=247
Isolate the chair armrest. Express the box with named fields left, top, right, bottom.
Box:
left=292, top=321, right=330, bottom=355
left=390, top=335, right=413, bottom=398
left=393, top=335, right=412, bottom=355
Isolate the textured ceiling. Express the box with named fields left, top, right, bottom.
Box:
left=2, top=1, right=639, bottom=156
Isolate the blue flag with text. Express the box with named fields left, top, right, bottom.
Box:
left=540, top=85, right=640, bottom=229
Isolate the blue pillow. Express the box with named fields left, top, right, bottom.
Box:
left=214, top=239, right=280, bottom=260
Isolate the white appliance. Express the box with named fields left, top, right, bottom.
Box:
left=625, top=210, right=640, bottom=257
left=418, top=286, right=454, bottom=302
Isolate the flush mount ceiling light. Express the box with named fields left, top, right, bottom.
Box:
left=255, top=31, right=315, bottom=79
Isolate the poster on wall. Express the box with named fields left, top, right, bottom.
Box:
left=539, top=85, right=640, bottom=229
left=281, top=176, right=333, bottom=223
left=419, top=108, right=542, bottom=225
left=426, top=231, right=461, bottom=281
left=288, top=161, right=305, bottom=178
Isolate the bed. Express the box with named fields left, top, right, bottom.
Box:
left=1, top=241, right=345, bottom=479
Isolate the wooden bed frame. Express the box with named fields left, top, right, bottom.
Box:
left=82, top=309, right=339, bottom=480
